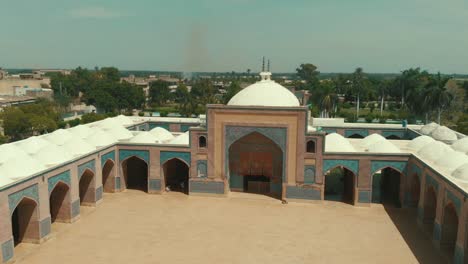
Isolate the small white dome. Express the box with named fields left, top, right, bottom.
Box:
left=451, top=137, right=468, bottom=154
left=149, top=127, right=175, bottom=142
left=408, top=135, right=436, bottom=151
left=69, top=125, right=94, bottom=139
left=43, top=129, right=73, bottom=146
left=420, top=122, right=440, bottom=135
left=107, top=126, right=134, bottom=140
left=361, top=134, right=386, bottom=148
left=33, top=144, right=74, bottom=167
left=435, top=151, right=468, bottom=174
left=367, top=140, right=401, bottom=153
left=307, top=125, right=317, bottom=132
left=85, top=129, right=117, bottom=148
left=0, top=144, right=29, bottom=165
left=169, top=132, right=190, bottom=145
left=325, top=133, right=355, bottom=152
left=417, top=141, right=453, bottom=162
left=62, top=137, right=96, bottom=157
left=115, top=115, right=134, bottom=126
left=452, top=163, right=468, bottom=183
left=431, top=126, right=457, bottom=141
left=1, top=155, right=46, bottom=179
left=97, top=118, right=125, bottom=131
left=227, top=77, right=300, bottom=107
left=15, top=136, right=51, bottom=154
left=129, top=132, right=158, bottom=144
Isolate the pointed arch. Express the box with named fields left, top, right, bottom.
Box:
left=11, top=197, right=39, bottom=246
left=121, top=155, right=148, bottom=192
left=49, top=182, right=71, bottom=223
left=162, top=158, right=189, bottom=194
left=79, top=169, right=95, bottom=206
left=102, top=159, right=115, bottom=193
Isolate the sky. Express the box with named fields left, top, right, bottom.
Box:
left=1, top=0, right=468, bottom=73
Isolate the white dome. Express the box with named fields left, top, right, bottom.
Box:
left=15, top=136, right=51, bottom=154
left=85, top=129, right=117, bottom=148
left=129, top=132, right=158, bottom=144
left=408, top=135, right=436, bottom=151
left=69, top=125, right=94, bottom=139
left=1, top=155, right=46, bottom=179
left=431, top=126, right=457, bottom=141
left=417, top=141, right=453, bottom=162
left=62, top=137, right=95, bottom=157
left=227, top=76, right=300, bottom=107
left=0, top=144, right=29, bottom=165
left=361, top=134, right=386, bottom=148
left=97, top=118, right=125, bottom=130
left=307, top=126, right=317, bottom=132
left=452, top=137, right=468, bottom=154
left=149, top=127, right=174, bottom=142
left=107, top=126, right=134, bottom=140
left=33, top=144, right=74, bottom=167
left=169, top=132, right=190, bottom=145
left=325, top=133, right=355, bottom=152
left=367, top=140, right=401, bottom=153
left=452, top=163, right=468, bottom=183
left=43, top=129, right=73, bottom=146
left=115, top=115, right=134, bottom=126
left=420, top=122, right=439, bottom=135
left=435, top=151, right=468, bottom=174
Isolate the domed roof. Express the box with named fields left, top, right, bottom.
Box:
left=408, top=135, right=436, bottom=151
left=33, top=144, right=74, bottom=167
left=325, top=133, right=355, bottom=152
left=1, top=155, right=46, bottom=179
left=62, top=137, right=95, bottom=157
left=452, top=137, right=468, bottom=154
left=85, top=129, right=117, bottom=148
left=452, top=163, right=468, bottom=183
left=42, top=129, right=73, bottom=146
left=361, top=134, right=386, bottom=148
left=169, top=132, right=190, bottom=145
left=107, top=126, right=134, bottom=141
left=367, top=140, right=400, bottom=153
left=431, top=126, right=457, bottom=141
left=97, top=118, right=125, bottom=130
left=149, top=127, right=175, bottom=142
left=129, top=132, right=158, bottom=144
left=417, top=141, right=453, bottom=162
left=115, top=115, right=134, bottom=126
left=0, top=144, right=29, bottom=165
left=435, top=151, right=468, bottom=173
left=227, top=72, right=300, bottom=107
left=420, top=122, right=439, bottom=135
left=69, top=125, right=94, bottom=139
left=15, top=136, right=51, bottom=155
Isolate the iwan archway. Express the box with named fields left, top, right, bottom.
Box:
left=228, top=131, right=283, bottom=198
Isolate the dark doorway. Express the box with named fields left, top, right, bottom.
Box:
left=122, top=157, right=148, bottom=192
left=49, top=182, right=71, bottom=223
left=372, top=168, right=401, bottom=207
left=163, top=158, right=189, bottom=194
left=228, top=132, right=283, bottom=198
left=79, top=170, right=95, bottom=205
left=102, top=160, right=115, bottom=193
left=441, top=203, right=459, bottom=260
left=324, top=167, right=355, bottom=204
left=11, top=198, right=38, bottom=246
left=423, top=186, right=437, bottom=232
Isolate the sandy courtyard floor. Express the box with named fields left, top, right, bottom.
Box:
left=13, top=190, right=445, bottom=264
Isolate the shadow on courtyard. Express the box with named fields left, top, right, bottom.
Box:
left=383, top=205, right=447, bottom=264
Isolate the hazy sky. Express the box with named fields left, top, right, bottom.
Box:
left=1, top=0, right=467, bottom=73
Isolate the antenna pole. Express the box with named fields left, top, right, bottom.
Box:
left=267, top=59, right=270, bottom=72
left=262, top=57, right=265, bottom=72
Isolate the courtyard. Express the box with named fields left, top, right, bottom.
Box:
left=13, top=190, right=445, bottom=264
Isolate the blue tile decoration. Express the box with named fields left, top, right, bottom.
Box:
left=119, top=149, right=150, bottom=164
left=370, top=160, right=407, bottom=175
left=433, top=222, right=441, bottom=241
left=95, top=186, right=103, bottom=201
left=149, top=123, right=170, bottom=130
left=405, top=129, right=420, bottom=140
left=344, top=129, right=369, bottom=138
left=322, top=128, right=337, bottom=134
left=48, top=170, right=71, bottom=194
left=358, top=190, right=371, bottom=203
left=304, top=165, right=316, bottom=184
left=8, top=184, right=39, bottom=214
left=180, top=124, right=191, bottom=132
left=149, top=179, right=161, bottom=191
left=101, top=150, right=115, bottom=165
left=1, top=239, right=13, bottom=263
left=71, top=200, right=80, bottom=218
left=190, top=181, right=224, bottom=194
left=40, top=217, right=51, bottom=238
left=426, top=175, right=439, bottom=192
left=286, top=186, right=321, bottom=200
left=446, top=190, right=462, bottom=215
left=197, top=160, right=208, bottom=178
left=160, top=151, right=191, bottom=166
left=225, top=126, right=287, bottom=181
left=411, top=164, right=422, bottom=180
left=78, top=159, right=96, bottom=179
left=454, top=245, right=464, bottom=264
left=382, top=130, right=405, bottom=139
left=115, top=177, right=121, bottom=190
left=323, top=159, right=359, bottom=175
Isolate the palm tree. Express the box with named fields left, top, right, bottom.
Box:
left=423, top=73, right=453, bottom=124
left=352, top=68, right=365, bottom=118
left=378, top=79, right=392, bottom=116
left=319, top=82, right=337, bottom=118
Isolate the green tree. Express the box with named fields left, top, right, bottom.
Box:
left=352, top=67, right=366, bottom=117
left=424, top=73, right=453, bottom=124
left=223, top=81, right=242, bottom=104
left=296, top=63, right=320, bottom=89
left=174, top=84, right=194, bottom=116
left=149, top=80, right=170, bottom=105
left=1, top=108, right=31, bottom=140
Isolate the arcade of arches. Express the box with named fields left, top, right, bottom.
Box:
left=163, top=158, right=189, bottom=194
left=228, top=132, right=283, bottom=198
left=122, top=157, right=148, bottom=192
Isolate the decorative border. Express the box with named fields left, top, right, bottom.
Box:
left=446, top=190, right=462, bottom=215
left=304, top=165, right=316, bottom=184
left=197, top=160, right=208, bottom=178
left=101, top=150, right=115, bottom=165
left=40, top=217, right=51, bottom=238
left=370, top=161, right=407, bottom=175
left=286, top=186, right=321, bottom=200
left=190, top=180, right=224, bottom=194
left=344, top=129, right=369, bottom=138
left=323, top=159, right=359, bottom=175
left=71, top=200, right=80, bottom=218
left=160, top=151, right=191, bottom=166
left=78, top=159, right=96, bottom=179
left=115, top=177, right=121, bottom=190
left=1, top=239, right=13, bottom=263
left=95, top=186, right=103, bottom=201
left=382, top=130, right=405, bottom=139
left=8, top=184, right=39, bottom=214
left=149, top=179, right=161, bottom=191
left=48, top=170, right=71, bottom=194
left=119, top=149, right=150, bottom=164
left=358, top=190, right=371, bottom=203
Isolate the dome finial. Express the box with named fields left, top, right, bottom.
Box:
left=259, top=57, right=271, bottom=81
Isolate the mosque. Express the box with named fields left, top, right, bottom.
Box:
left=1, top=71, right=468, bottom=263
